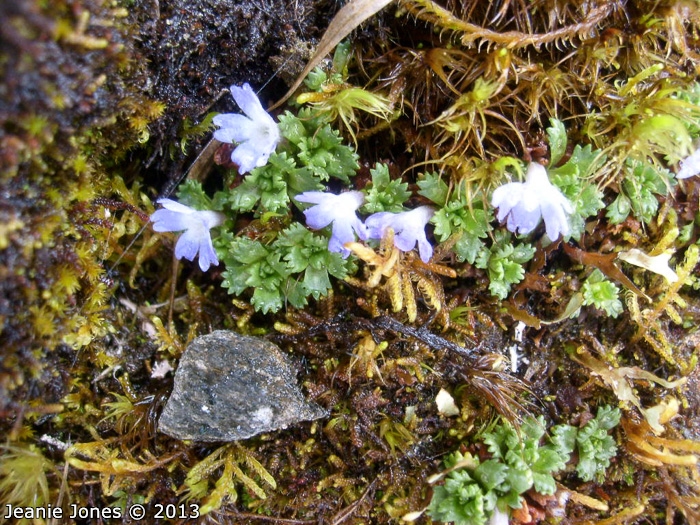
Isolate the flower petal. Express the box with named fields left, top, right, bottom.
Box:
left=351, top=215, right=368, bottom=241
left=366, top=206, right=434, bottom=258
left=677, top=147, right=700, bottom=179
left=198, top=210, right=226, bottom=229
left=392, top=231, right=417, bottom=252
left=174, top=227, right=202, bottom=261
left=365, top=212, right=393, bottom=239
left=417, top=236, right=433, bottom=263
left=336, top=191, right=365, bottom=210
left=540, top=198, right=570, bottom=239
left=196, top=235, right=219, bottom=272
left=302, top=201, right=335, bottom=229
left=157, top=198, right=195, bottom=214
left=230, top=140, right=267, bottom=174
left=491, top=183, right=523, bottom=221
left=328, top=219, right=357, bottom=257
left=213, top=114, right=258, bottom=143
left=231, top=83, right=274, bottom=125
left=151, top=209, right=192, bottom=232
left=507, top=205, right=540, bottom=234
left=295, top=191, right=327, bottom=205
left=213, top=84, right=280, bottom=174
left=297, top=191, right=366, bottom=253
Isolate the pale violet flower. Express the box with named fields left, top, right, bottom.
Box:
left=366, top=206, right=435, bottom=262
left=676, top=147, right=700, bottom=179
left=491, top=161, right=573, bottom=240
left=295, top=191, right=367, bottom=257
left=213, top=83, right=281, bottom=174
left=151, top=198, right=225, bottom=272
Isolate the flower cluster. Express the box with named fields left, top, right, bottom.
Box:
left=153, top=84, right=577, bottom=284
left=296, top=191, right=435, bottom=262
left=491, top=162, right=573, bottom=240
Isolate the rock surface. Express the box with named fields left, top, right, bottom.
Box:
left=159, top=330, right=326, bottom=441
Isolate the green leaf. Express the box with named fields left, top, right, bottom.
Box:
left=606, top=194, right=632, bottom=224
left=362, top=163, right=411, bottom=213
left=499, top=490, right=523, bottom=510
left=274, top=223, right=356, bottom=306
left=520, top=416, right=546, bottom=443
left=303, top=266, right=333, bottom=299
left=251, top=287, right=284, bottom=314
left=475, top=231, right=534, bottom=300
left=551, top=143, right=606, bottom=179
left=548, top=145, right=606, bottom=240
left=297, top=123, right=359, bottom=183
left=278, top=110, right=309, bottom=144
left=617, top=159, right=675, bottom=224
left=417, top=172, right=449, bottom=206
left=282, top=278, right=309, bottom=309
left=575, top=406, right=620, bottom=482
left=226, top=178, right=262, bottom=212
left=432, top=208, right=455, bottom=242
left=277, top=223, right=314, bottom=272
left=428, top=469, right=490, bottom=525
left=547, top=118, right=567, bottom=166
left=549, top=425, right=577, bottom=457
left=287, top=167, right=324, bottom=196
left=304, top=68, right=328, bottom=91
left=504, top=461, right=533, bottom=495
left=474, top=460, right=508, bottom=491
left=531, top=472, right=556, bottom=495
left=532, top=448, right=567, bottom=476
left=430, top=186, right=491, bottom=263
left=176, top=179, right=213, bottom=210
left=454, top=234, right=485, bottom=264
left=582, top=269, right=623, bottom=317
left=327, top=250, right=356, bottom=279
left=501, top=259, right=526, bottom=286
left=595, top=405, right=622, bottom=431
left=332, top=40, right=352, bottom=77
left=220, top=237, right=295, bottom=313
left=226, top=237, right=269, bottom=265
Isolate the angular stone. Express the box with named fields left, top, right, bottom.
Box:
left=158, top=330, right=326, bottom=441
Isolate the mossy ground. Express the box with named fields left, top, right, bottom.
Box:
left=1, top=0, right=700, bottom=524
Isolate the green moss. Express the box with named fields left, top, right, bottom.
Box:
left=0, top=0, right=162, bottom=425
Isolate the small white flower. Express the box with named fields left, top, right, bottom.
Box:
left=365, top=206, right=435, bottom=262
left=677, top=147, right=700, bottom=179
left=151, top=198, right=225, bottom=272
left=491, top=161, right=573, bottom=240
left=213, top=83, right=281, bottom=174
left=295, top=191, right=367, bottom=257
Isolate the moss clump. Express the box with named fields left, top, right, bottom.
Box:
left=0, top=0, right=161, bottom=426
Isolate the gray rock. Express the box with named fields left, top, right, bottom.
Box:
left=158, top=330, right=327, bottom=441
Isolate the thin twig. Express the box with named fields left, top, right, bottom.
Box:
left=374, top=315, right=479, bottom=362
left=331, top=476, right=379, bottom=525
